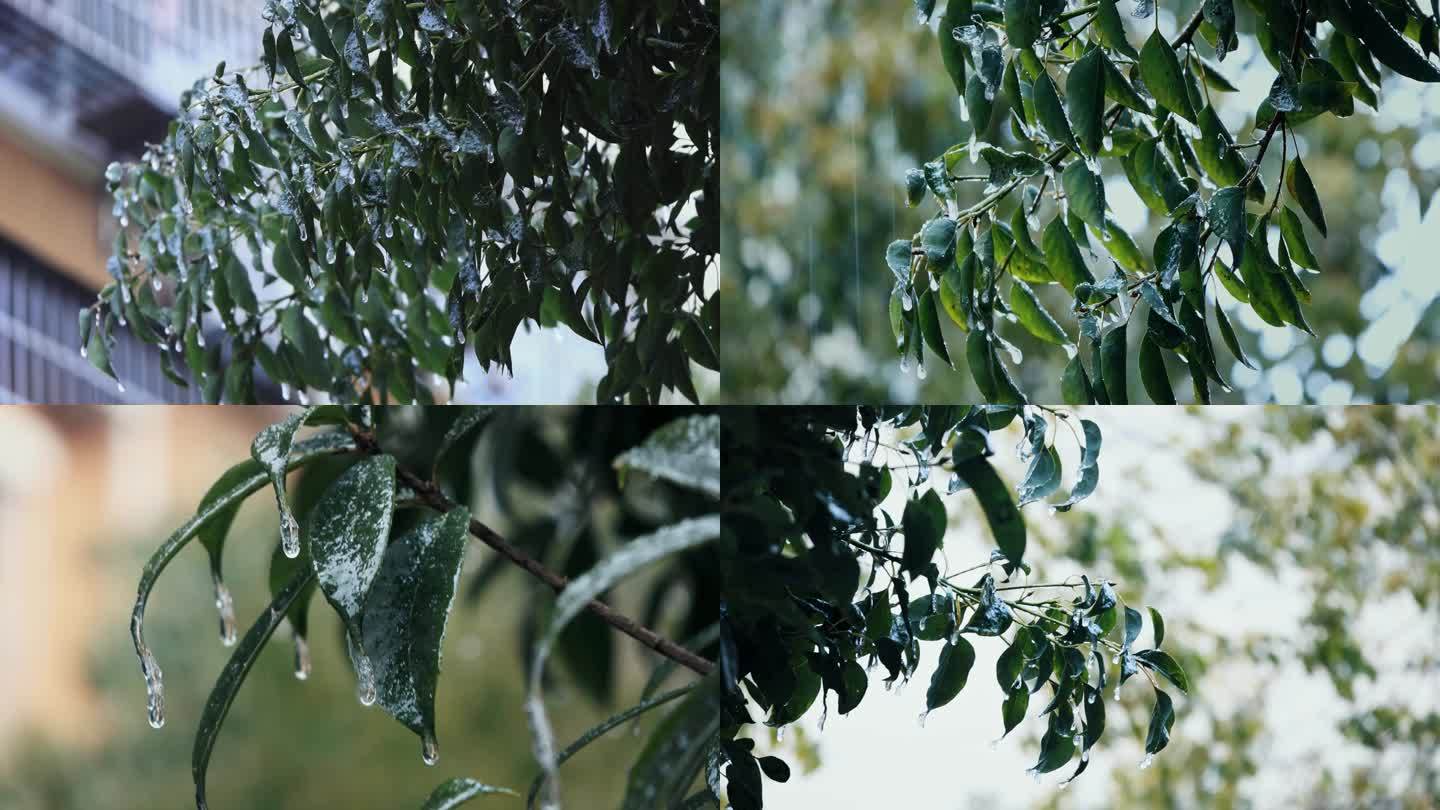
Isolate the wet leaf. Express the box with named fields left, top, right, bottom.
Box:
left=1100, top=322, right=1129, bottom=405
left=1140, top=30, right=1197, bottom=121
left=422, top=778, right=518, bottom=809
left=1149, top=607, right=1166, bottom=647
left=620, top=675, right=720, bottom=810
left=1062, top=161, right=1106, bottom=231
left=1010, top=280, right=1071, bottom=346
left=1348, top=0, right=1440, bottom=82
left=1139, top=334, right=1175, bottom=404
left=964, top=573, right=1015, bottom=636
left=613, top=414, right=720, bottom=499
left=1033, top=71, right=1078, bottom=151
left=1286, top=157, right=1328, bottom=237
left=308, top=455, right=397, bottom=646
left=1043, top=216, right=1094, bottom=293
left=1135, top=649, right=1190, bottom=694
left=1068, top=48, right=1106, bottom=157
left=1145, top=688, right=1176, bottom=755
left=1053, top=418, right=1101, bottom=510
left=363, top=508, right=471, bottom=756
left=926, top=638, right=977, bottom=712
left=952, top=456, right=1025, bottom=565
left=901, top=489, right=948, bottom=575
left=433, top=408, right=497, bottom=475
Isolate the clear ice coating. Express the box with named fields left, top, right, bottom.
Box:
left=421, top=732, right=439, bottom=766
left=351, top=636, right=377, bottom=706
left=293, top=634, right=311, bottom=681
left=1139, top=753, right=1156, bottom=770
left=131, top=610, right=166, bottom=730
left=279, top=508, right=301, bottom=559
left=213, top=578, right=237, bottom=647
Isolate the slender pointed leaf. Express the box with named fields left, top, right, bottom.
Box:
left=613, top=415, right=720, bottom=499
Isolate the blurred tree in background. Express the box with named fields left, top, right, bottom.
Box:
left=722, top=0, right=1440, bottom=404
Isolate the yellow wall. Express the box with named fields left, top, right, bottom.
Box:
left=0, top=129, right=109, bottom=290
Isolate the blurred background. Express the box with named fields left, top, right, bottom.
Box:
left=0, top=406, right=714, bottom=807
left=721, top=0, right=1440, bottom=403
left=747, top=405, right=1440, bottom=808
left=0, top=0, right=668, bottom=404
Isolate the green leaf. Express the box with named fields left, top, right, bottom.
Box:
left=1033, top=716, right=1077, bottom=774
left=193, top=567, right=315, bottom=810
left=85, top=317, right=118, bottom=382
left=982, top=147, right=1048, bottom=186
left=194, top=459, right=263, bottom=591
left=1042, top=216, right=1094, bottom=293
left=925, top=638, right=977, bottom=713
left=1278, top=206, right=1321, bottom=270
left=940, top=257, right=977, bottom=328
left=433, top=408, right=497, bottom=476
left=1144, top=688, right=1176, bottom=756
left=922, top=217, right=959, bottom=264
left=422, top=778, right=519, bottom=809
left=1054, top=418, right=1101, bottom=511
left=1286, top=157, right=1328, bottom=237
left=1209, top=185, right=1249, bottom=266
left=1214, top=300, right=1257, bottom=370
left=1149, top=607, right=1166, bottom=647
left=1010, top=280, right=1070, bottom=346
left=530, top=517, right=720, bottom=808
left=1004, top=0, right=1040, bottom=49
left=939, top=0, right=974, bottom=96
left=917, top=288, right=954, bottom=368
left=1204, top=0, right=1237, bottom=59
left=1100, top=322, right=1129, bottom=404
left=308, top=454, right=398, bottom=685
left=1017, top=445, right=1062, bottom=506
left=952, top=456, right=1025, bottom=564
left=1139, top=334, right=1176, bottom=404
left=620, top=675, right=720, bottom=810
left=905, top=168, right=927, bottom=207
left=1135, top=649, right=1190, bottom=694
left=613, top=414, right=720, bottom=499
left=1001, top=685, right=1030, bottom=737
left=1347, top=0, right=1440, bottom=82
left=1033, top=71, right=1078, bottom=151
left=1095, top=0, right=1141, bottom=60
left=1062, top=161, right=1106, bottom=231
left=1212, top=256, right=1250, bottom=303
left=1067, top=49, right=1106, bottom=157
left=901, top=489, right=948, bottom=575
left=1124, top=606, right=1144, bottom=648
left=128, top=432, right=354, bottom=730
left=363, top=508, right=470, bottom=759
left=1139, top=30, right=1197, bottom=122
left=965, top=572, right=1015, bottom=636
left=965, top=330, right=1027, bottom=405
left=251, top=407, right=324, bottom=560
left=1061, top=355, right=1095, bottom=405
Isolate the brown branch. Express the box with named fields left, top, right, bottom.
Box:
left=348, top=428, right=716, bottom=676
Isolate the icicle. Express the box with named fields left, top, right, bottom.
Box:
left=117, top=382, right=126, bottom=394
left=135, top=634, right=166, bottom=729
left=1026, top=767, right=1042, bottom=784
left=899, top=354, right=911, bottom=374
left=80, top=344, right=88, bottom=359
left=1139, top=753, right=1156, bottom=770
left=152, top=275, right=163, bottom=291
left=298, top=222, right=309, bottom=243
left=776, top=727, right=785, bottom=742
left=280, top=383, right=292, bottom=402
left=325, top=241, right=338, bottom=265
left=958, top=95, right=970, bottom=122
left=421, top=732, right=439, bottom=766
left=917, top=363, right=929, bottom=380
left=901, top=290, right=914, bottom=311
left=385, top=220, right=394, bottom=239
left=929, top=273, right=941, bottom=292
left=213, top=576, right=237, bottom=647
left=293, top=635, right=311, bottom=681
left=280, top=509, right=301, bottom=558
left=916, top=711, right=929, bottom=728
left=351, top=637, right=377, bottom=706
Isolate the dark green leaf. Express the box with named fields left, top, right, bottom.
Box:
left=925, top=638, right=977, bottom=712
left=1135, top=649, right=1190, bottom=694
left=1062, top=161, right=1106, bottom=231
left=1010, top=280, right=1070, bottom=346
left=1033, top=71, right=1078, bottom=151
left=423, top=778, right=518, bottom=809
left=1100, top=322, right=1129, bottom=405
left=1138, top=334, right=1175, bottom=404
left=1140, top=30, right=1197, bottom=121
left=1286, top=157, right=1328, bottom=237
left=1068, top=49, right=1106, bottom=157
left=1347, top=0, right=1440, bottom=82
left=1054, top=418, right=1101, bottom=511
left=902, top=489, right=948, bottom=575
left=1005, top=0, right=1041, bottom=50
left=953, top=457, right=1025, bottom=565
left=620, top=676, right=720, bottom=810
left=308, top=454, right=397, bottom=664
left=1144, top=688, right=1176, bottom=756
left=1149, top=607, right=1166, bottom=647
left=1043, top=216, right=1094, bottom=293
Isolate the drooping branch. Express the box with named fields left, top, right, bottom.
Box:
left=348, top=427, right=716, bottom=676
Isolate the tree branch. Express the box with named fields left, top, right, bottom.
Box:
left=348, top=427, right=716, bottom=676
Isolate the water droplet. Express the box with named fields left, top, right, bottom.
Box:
left=899, top=354, right=911, bottom=374
left=929, top=273, right=941, bottom=292
left=1115, top=686, right=1122, bottom=700
left=80, top=345, right=88, bottom=359
left=359, top=289, right=369, bottom=305
left=293, top=635, right=311, bottom=681
left=901, top=290, right=914, bottom=311
left=280, top=509, right=301, bottom=558
left=152, top=275, right=163, bottom=291
left=1087, top=690, right=1097, bottom=704
left=1139, top=753, right=1156, bottom=770
left=325, top=241, right=337, bottom=264
left=968, top=132, right=980, bottom=164
left=385, top=220, right=394, bottom=239
left=1063, top=343, right=1078, bottom=359
left=958, top=96, right=970, bottom=122
left=917, top=363, right=929, bottom=380
left=1026, top=767, right=1042, bottom=784
left=989, top=737, right=1001, bottom=750
left=776, top=727, right=785, bottom=742
left=1102, top=135, right=1114, bottom=152
left=116, top=382, right=126, bottom=394
left=916, top=710, right=929, bottom=728
left=298, top=222, right=308, bottom=243
left=280, top=383, right=292, bottom=402
left=213, top=578, right=237, bottom=647
left=197, top=330, right=207, bottom=348
left=421, top=733, right=439, bottom=766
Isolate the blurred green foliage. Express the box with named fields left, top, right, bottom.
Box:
left=722, top=0, right=1440, bottom=403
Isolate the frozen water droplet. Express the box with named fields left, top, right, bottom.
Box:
left=325, top=241, right=337, bottom=264
left=1081, top=749, right=1091, bottom=762
left=421, top=732, right=439, bottom=766
left=298, top=222, right=308, bottom=243
left=969, top=132, right=980, bottom=164
left=929, top=273, right=941, bottom=292
left=139, top=647, right=165, bottom=729
left=1103, top=135, right=1114, bottom=152
left=280, top=509, right=301, bottom=558
left=1063, top=343, right=1078, bottom=359
left=360, top=289, right=369, bottom=305
left=152, top=275, right=163, bottom=291
left=385, top=220, right=394, bottom=239
left=196, top=330, right=207, bottom=348
left=1026, top=767, right=1042, bottom=784
left=776, top=727, right=785, bottom=742
left=1115, top=686, right=1123, bottom=700
left=1139, top=753, right=1156, bottom=770
left=280, top=383, right=292, bottom=402
left=916, top=711, right=929, bottom=728
left=901, top=290, right=914, bottom=311
left=116, top=382, right=126, bottom=394
left=989, top=737, right=1001, bottom=750
left=917, top=363, right=928, bottom=380
left=80, top=345, right=88, bottom=359
left=958, top=96, right=970, bottom=122
left=899, top=354, right=911, bottom=374
left=213, top=578, right=237, bottom=647
left=293, top=635, right=311, bottom=681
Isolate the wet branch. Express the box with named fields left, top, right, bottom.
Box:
left=348, top=427, right=715, bottom=676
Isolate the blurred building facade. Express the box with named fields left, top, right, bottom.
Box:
left=0, top=0, right=264, bottom=403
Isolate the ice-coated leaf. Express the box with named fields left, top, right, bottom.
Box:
left=953, top=456, right=1025, bottom=565
left=982, top=147, right=1048, bottom=186
left=1043, top=216, right=1094, bottom=293
left=1033, top=71, right=1078, bottom=151
left=1001, top=685, right=1030, bottom=737
left=1100, top=322, right=1129, bottom=405
left=433, top=408, right=496, bottom=474
left=1053, top=419, right=1101, bottom=511
left=620, top=674, right=720, bottom=810
left=613, top=414, right=720, bottom=499
left=1010, top=279, right=1071, bottom=346
left=925, top=638, right=977, bottom=712
left=901, top=488, right=948, bottom=575
left=1062, top=161, right=1106, bottom=231
left=1004, top=0, right=1040, bottom=49
left=1017, top=446, right=1062, bottom=506
left=1139, top=334, right=1175, bottom=404
left=308, top=454, right=397, bottom=643
left=525, top=686, right=697, bottom=809
left=251, top=406, right=341, bottom=559
left=129, top=432, right=354, bottom=730
left=1095, top=0, right=1141, bottom=60
left=1135, top=649, right=1190, bottom=694
left=1204, top=0, right=1237, bottom=60
left=528, top=516, right=720, bottom=808
left=964, top=573, right=1014, bottom=636
left=363, top=508, right=471, bottom=759
left=421, top=778, right=518, bottom=809
left=939, top=0, right=973, bottom=96
left=194, top=567, right=315, bottom=810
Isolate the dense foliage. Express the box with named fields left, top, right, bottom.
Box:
left=718, top=406, right=1189, bottom=807
left=126, top=407, right=718, bottom=808
left=88, top=0, right=718, bottom=404
left=888, top=0, right=1440, bottom=402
